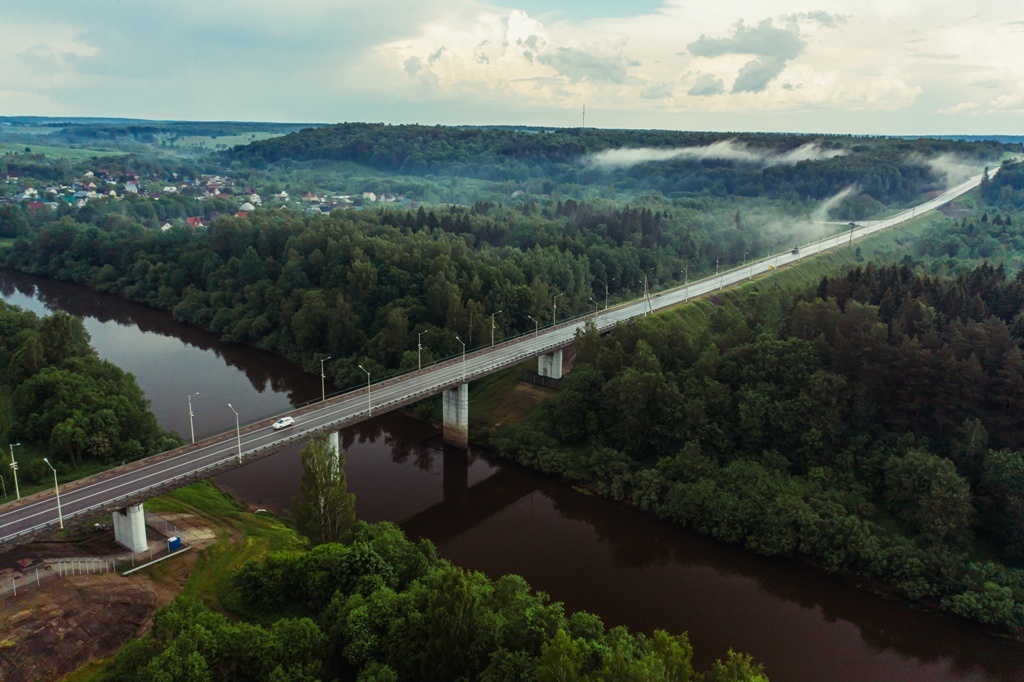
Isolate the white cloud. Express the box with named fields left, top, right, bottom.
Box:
left=938, top=102, right=981, bottom=115
left=0, top=0, right=1020, bottom=134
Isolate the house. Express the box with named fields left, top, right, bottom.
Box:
left=123, top=182, right=139, bottom=194
left=238, top=202, right=255, bottom=212
left=362, top=191, right=377, bottom=202
left=276, top=190, right=289, bottom=200
left=186, top=216, right=205, bottom=229
left=235, top=211, right=248, bottom=218
left=248, top=193, right=262, bottom=205
left=160, top=222, right=173, bottom=232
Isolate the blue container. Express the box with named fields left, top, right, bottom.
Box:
left=167, top=536, right=181, bottom=551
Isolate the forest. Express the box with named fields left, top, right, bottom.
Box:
left=1, top=196, right=790, bottom=390
left=226, top=123, right=1013, bottom=210
left=490, top=261, right=1024, bottom=630
left=101, top=520, right=767, bottom=682
left=0, top=301, right=178, bottom=488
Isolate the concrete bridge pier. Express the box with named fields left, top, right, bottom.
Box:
left=538, top=348, right=563, bottom=379
left=113, top=504, right=147, bottom=553
left=442, top=383, right=469, bottom=448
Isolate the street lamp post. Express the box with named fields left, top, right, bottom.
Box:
left=589, top=297, right=599, bottom=319
left=9, top=442, right=20, bottom=500
left=42, top=458, right=63, bottom=529
left=684, top=258, right=694, bottom=301
left=527, top=315, right=539, bottom=338
left=187, top=392, right=199, bottom=444
left=227, top=403, right=242, bottom=464
left=716, top=257, right=724, bottom=290
left=417, top=330, right=429, bottom=371
left=320, top=357, right=331, bottom=402
left=552, top=293, right=562, bottom=325
left=1, top=474, right=6, bottom=498
left=491, top=310, right=502, bottom=347
left=455, top=335, right=466, bottom=381
left=605, top=277, right=615, bottom=310
left=357, top=365, right=372, bottom=415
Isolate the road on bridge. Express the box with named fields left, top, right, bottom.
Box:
left=0, top=169, right=994, bottom=546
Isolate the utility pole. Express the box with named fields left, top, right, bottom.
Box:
left=553, top=293, right=562, bottom=325
left=358, top=365, right=371, bottom=415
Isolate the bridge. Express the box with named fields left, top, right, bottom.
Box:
left=0, top=170, right=992, bottom=549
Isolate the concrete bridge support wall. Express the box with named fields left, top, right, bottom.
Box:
left=112, top=504, right=147, bottom=553
left=538, top=348, right=563, bottom=379
left=443, top=383, right=469, bottom=448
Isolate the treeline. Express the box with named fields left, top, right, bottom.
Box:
left=2, top=200, right=774, bottom=388
left=227, top=122, right=1009, bottom=207
left=492, top=262, right=1024, bottom=630
left=0, top=301, right=177, bottom=486
left=102, top=521, right=767, bottom=681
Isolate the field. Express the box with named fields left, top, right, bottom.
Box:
left=0, top=142, right=124, bottom=161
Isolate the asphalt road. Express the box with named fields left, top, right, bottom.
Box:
left=0, top=169, right=994, bottom=547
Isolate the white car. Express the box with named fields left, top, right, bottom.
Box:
left=272, top=416, right=295, bottom=430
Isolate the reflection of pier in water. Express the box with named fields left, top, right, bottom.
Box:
left=400, top=446, right=540, bottom=546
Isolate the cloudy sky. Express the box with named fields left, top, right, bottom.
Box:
left=2, top=0, right=1021, bottom=135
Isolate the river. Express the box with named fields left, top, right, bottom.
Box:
left=1, top=269, right=1021, bottom=681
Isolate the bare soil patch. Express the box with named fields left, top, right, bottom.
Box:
left=0, top=512, right=214, bottom=681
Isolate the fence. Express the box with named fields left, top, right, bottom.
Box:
left=0, top=513, right=189, bottom=601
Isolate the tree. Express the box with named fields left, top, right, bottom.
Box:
left=884, top=449, right=977, bottom=549
left=293, top=436, right=356, bottom=545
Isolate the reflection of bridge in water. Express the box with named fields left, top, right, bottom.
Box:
left=401, top=446, right=541, bottom=546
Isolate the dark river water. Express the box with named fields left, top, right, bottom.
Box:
left=2, top=268, right=1022, bottom=681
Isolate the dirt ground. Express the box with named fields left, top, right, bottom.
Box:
left=0, top=513, right=217, bottom=682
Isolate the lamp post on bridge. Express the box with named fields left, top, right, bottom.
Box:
left=552, top=293, right=562, bottom=326
left=320, top=357, right=331, bottom=402
left=605, top=277, right=615, bottom=310
left=455, top=335, right=466, bottom=381
left=42, top=458, right=63, bottom=529
left=684, top=257, right=694, bottom=301
left=417, top=330, right=429, bottom=371
left=227, top=403, right=242, bottom=464
left=9, top=442, right=20, bottom=500
left=187, top=392, right=199, bottom=444
left=527, top=315, right=539, bottom=338
left=491, top=310, right=502, bottom=347
left=589, top=297, right=599, bottom=319
left=357, top=364, right=372, bottom=415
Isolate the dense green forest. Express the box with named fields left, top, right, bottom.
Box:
left=102, top=520, right=767, bottom=682
left=227, top=123, right=1011, bottom=210
left=0, top=301, right=178, bottom=488
left=491, top=261, right=1024, bottom=630
left=1, top=198, right=789, bottom=389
